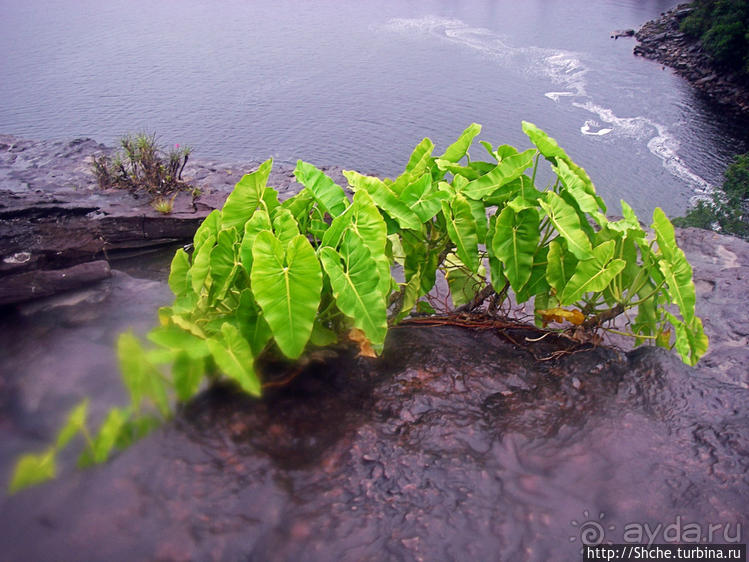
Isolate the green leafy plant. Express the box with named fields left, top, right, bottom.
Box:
left=92, top=133, right=193, bottom=200
left=10, top=122, right=708, bottom=492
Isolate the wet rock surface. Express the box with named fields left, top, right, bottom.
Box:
left=0, top=135, right=348, bottom=306
left=633, top=4, right=749, bottom=115
left=675, top=228, right=749, bottom=387
left=0, top=323, right=747, bottom=561
left=1, top=137, right=748, bottom=560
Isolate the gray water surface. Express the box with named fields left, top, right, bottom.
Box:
left=2, top=0, right=748, bottom=217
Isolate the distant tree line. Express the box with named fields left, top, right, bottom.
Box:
left=680, top=0, right=749, bottom=74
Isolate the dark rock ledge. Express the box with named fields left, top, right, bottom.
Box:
left=0, top=135, right=347, bottom=306
left=633, top=3, right=749, bottom=115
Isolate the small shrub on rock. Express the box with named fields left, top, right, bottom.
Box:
left=92, top=133, right=193, bottom=201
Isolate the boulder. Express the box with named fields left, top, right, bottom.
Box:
left=610, top=29, right=634, bottom=39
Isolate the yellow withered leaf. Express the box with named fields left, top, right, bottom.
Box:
left=348, top=328, right=377, bottom=358
left=538, top=307, right=585, bottom=326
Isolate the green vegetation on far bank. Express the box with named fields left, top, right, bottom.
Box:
left=680, top=0, right=749, bottom=75
left=674, top=152, right=749, bottom=239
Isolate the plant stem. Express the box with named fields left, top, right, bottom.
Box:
left=530, top=151, right=541, bottom=186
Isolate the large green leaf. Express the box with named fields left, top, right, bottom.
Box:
left=391, top=138, right=436, bottom=195
left=168, top=249, right=191, bottom=296
left=652, top=208, right=697, bottom=324
left=209, top=228, right=239, bottom=297
left=442, top=194, right=480, bottom=273
left=402, top=229, right=440, bottom=296
left=539, top=192, right=593, bottom=260
left=9, top=449, right=57, bottom=493
left=559, top=241, right=626, bottom=304
left=206, top=323, right=260, bottom=396
left=515, top=246, right=550, bottom=303
left=117, top=332, right=170, bottom=416
left=281, top=188, right=315, bottom=226
left=348, top=190, right=391, bottom=297
left=322, top=190, right=391, bottom=297
left=491, top=206, right=540, bottom=293
left=172, top=352, right=204, bottom=402
left=403, top=137, right=435, bottom=176
left=400, top=173, right=449, bottom=223
left=444, top=253, right=486, bottom=307
left=466, top=197, right=489, bottom=244
left=440, top=123, right=481, bottom=163
left=190, top=234, right=215, bottom=294
left=521, top=121, right=568, bottom=160
left=553, top=159, right=601, bottom=215
left=546, top=239, right=578, bottom=293
left=239, top=209, right=273, bottom=272
left=319, top=231, right=388, bottom=351
left=55, top=399, right=89, bottom=449
left=85, top=408, right=128, bottom=465
left=261, top=186, right=281, bottom=217
left=343, top=170, right=422, bottom=230
left=433, top=159, right=482, bottom=181
left=462, top=149, right=536, bottom=200
left=147, top=325, right=210, bottom=359
left=294, top=160, right=348, bottom=217
left=565, top=158, right=607, bottom=213
left=251, top=232, right=322, bottom=358
left=666, top=312, right=708, bottom=367
left=321, top=204, right=354, bottom=249
left=394, top=271, right=422, bottom=322
left=193, top=209, right=221, bottom=250
left=479, top=140, right=498, bottom=161
left=272, top=207, right=301, bottom=246
left=234, top=289, right=273, bottom=355
left=221, top=159, right=272, bottom=231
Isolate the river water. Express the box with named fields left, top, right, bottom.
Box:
left=2, top=0, right=748, bottom=217
left=2, top=2, right=749, bottom=559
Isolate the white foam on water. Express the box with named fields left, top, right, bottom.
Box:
left=382, top=16, right=587, bottom=97
left=573, top=101, right=713, bottom=195
left=382, top=15, right=713, bottom=195
left=545, top=92, right=574, bottom=101
left=581, top=119, right=613, bottom=136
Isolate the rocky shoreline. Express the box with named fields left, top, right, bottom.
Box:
left=0, top=135, right=349, bottom=306
left=633, top=3, right=749, bottom=115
